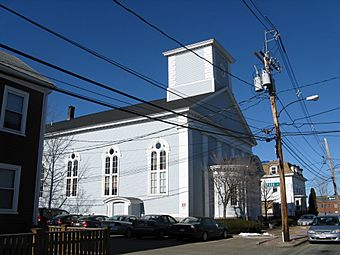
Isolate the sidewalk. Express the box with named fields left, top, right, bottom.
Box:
left=257, top=226, right=308, bottom=247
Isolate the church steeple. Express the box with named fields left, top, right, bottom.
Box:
left=163, top=39, right=235, bottom=102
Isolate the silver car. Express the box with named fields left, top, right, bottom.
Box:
left=297, top=214, right=316, bottom=226
left=308, top=215, right=340, bottom=243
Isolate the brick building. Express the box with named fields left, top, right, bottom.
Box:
left=317, top=196, right=340, bottom=214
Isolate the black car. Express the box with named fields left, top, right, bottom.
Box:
left=47, top=214, right=82, bottom=227
left=172, top=217, right=228, bottom=241
left=100, top=215, right=137, bottom=237
left=72, top=215, right=109, bottom=228
left=37, top=207, right=69, bottom=227
left=132, top=214, right=178, bottom=239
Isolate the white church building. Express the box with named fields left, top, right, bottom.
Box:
left=41, top=39, right=262, bottom=219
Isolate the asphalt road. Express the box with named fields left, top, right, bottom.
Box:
left=109, top=236, right=340, bottom=255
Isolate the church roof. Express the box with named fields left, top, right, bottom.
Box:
left=46, top=92, right=213, bottom=134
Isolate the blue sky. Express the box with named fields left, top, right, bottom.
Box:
left=1, top=0, right=340, bottom=194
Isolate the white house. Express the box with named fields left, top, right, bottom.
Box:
left=41, top=39, right=260, bottom=219
left=261, top=161, right=307, bottom=217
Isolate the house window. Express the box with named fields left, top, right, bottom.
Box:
left=0, top=163, right=21, bottom=213
left=0, top=86, right=29, bottom=135
left=103, top=146, right=120, bottom=196
left=66, top=153, right=79, bottom=197
left=148, top=140, right=169, bottom=195
left=270, top=166, right=277, bottom=175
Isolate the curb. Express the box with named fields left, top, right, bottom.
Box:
left=277, top=237, right=308, bottom=248
left=256, top=236, right=308, bottom=247
left=256, top=236, right=279, bottom=245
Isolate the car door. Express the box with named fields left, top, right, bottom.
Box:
left=204, top=218, right=219, bottom=237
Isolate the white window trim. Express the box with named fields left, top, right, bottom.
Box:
left=270, top=166, right=278, bottom=175
left=147, top=140, right=169, bottom=196
left=102, top=146, right=121, bottom=197
left=65, top=153, right=80, bottom=197
left=0, top=163, right=21, bottom=214
left=0, top=85, right=29, bottom=136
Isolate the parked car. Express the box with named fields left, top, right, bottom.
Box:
left=72, top=215, right=109, bottom=228
left=172, top=216, right=228, bottom=241
left=37, top=207, right=69, bottom=227
left=297, top=214, right=316, bottom=226
left=47, top=214, right=82, bottom=227
left=132, top=214, right=178, bottom=239
left=100, top=215, right=137, bottom=237
left=308, top=215, right=340, bottom=243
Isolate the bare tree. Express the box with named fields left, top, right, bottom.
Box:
left=40, top=135, right=92, bottom=213
left=315, top=179, right=330, bottom=197
left=261, top=180, right=275, bottom=221
left=40, top=136, right=74, bottom=208
left=210, top=156, right=263, bottom=219
left=211, top=167, right=240, bottom=218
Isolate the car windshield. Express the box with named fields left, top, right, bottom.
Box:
left=108, top=216, right=126, bottom=221
left=143, top=215, right=160, bottom=220
left=301, top=215, right=314, bottom=219
left=78, top=216, right=91, bottom=221
left=181, top=217, right=200, bottom=223
left=313, top=216, right=339, bottom=226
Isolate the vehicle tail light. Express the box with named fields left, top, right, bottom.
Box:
left=37, top=215, right=42, bottom=222
left=83, top=221, right=89, bottom=227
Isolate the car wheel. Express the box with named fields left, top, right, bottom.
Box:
left=125, top=228, right=132, bottom=239
left=158, top=230, right=165, bottom=240
left=222, top=230, right=228, bottom=239
left=201, top=232, right=208, bottom=242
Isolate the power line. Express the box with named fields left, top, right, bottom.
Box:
left=0, top=3, right=262, bottom=131
left=277, top=96, right=323, bottom=157
left=0, top=58, right=268, bottom=143
left=241, top=0, right=327, bottom=159
left=0, top=43, right=263, bottom=141
left=278, top=75, right=340, bottom=94
left=282, top=139, right=329, bottom=181
left=112, top=0, right=253, bottom=87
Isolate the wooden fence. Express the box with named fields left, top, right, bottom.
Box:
left=0, top=226, right=110, bottom=255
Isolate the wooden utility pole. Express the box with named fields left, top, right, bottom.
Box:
left=264, top=52, right=290, bottom=242
left=324, top=138, right=338, bottom=196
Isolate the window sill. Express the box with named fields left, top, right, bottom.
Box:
left=0, top=210, right=19, bottom=214
left=149, top=193, right=169, bottom=196
left=0, top=127, right=26, bottom=137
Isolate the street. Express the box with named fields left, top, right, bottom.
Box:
left=109, top=236, right=340, bottom=255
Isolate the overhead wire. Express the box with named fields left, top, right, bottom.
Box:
left=241, top=0, right=329, bottom=171
left=111, top=0, right=254, bottom=88
left=0, top=52, right=269, bottom=145
left=0, top=43, right=265, bottom=142
left=0, top=3, right=264, bottom=134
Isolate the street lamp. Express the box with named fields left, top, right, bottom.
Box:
left=278, top=95, right=319, bottom=117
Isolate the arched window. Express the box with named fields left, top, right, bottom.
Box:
left=66, top=153, right=79, bottom=197
left=148, top=140, right=169, bottom=195
left=103, top=146, right=120, bottom=196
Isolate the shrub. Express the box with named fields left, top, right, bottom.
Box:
left=267, top=217, right=297, bottom=227
left=215, top=218, right=262, bottom=234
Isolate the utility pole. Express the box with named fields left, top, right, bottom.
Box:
left=254, top=31, right=289, bottom=242
left=324, top=138, right=338, bottom=196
